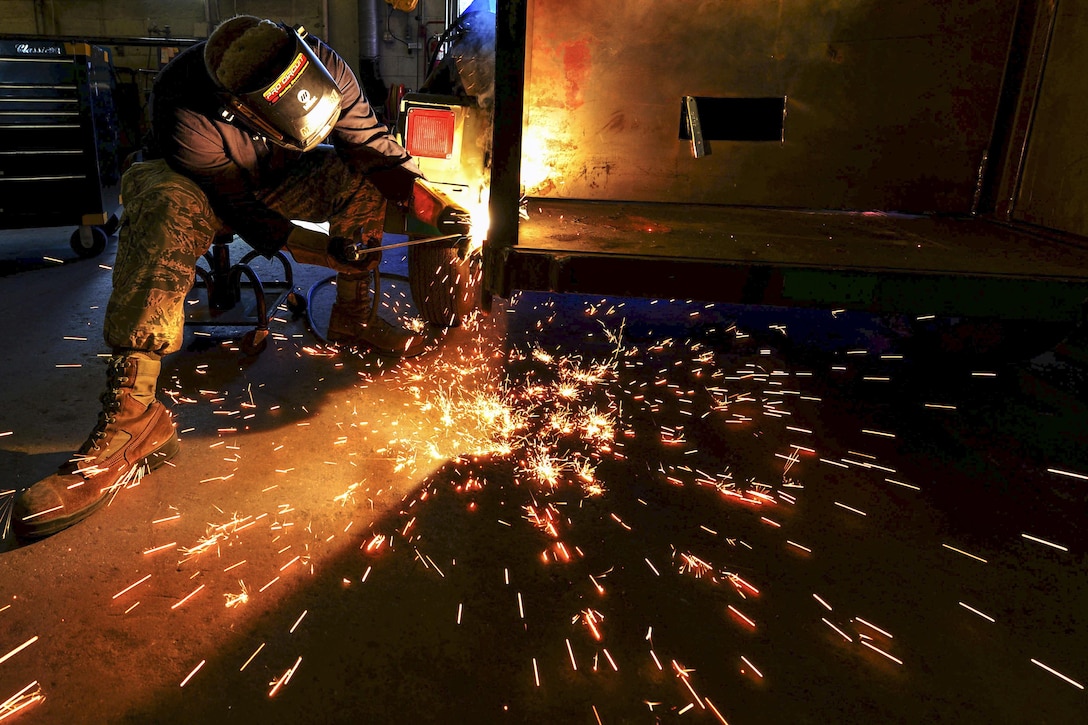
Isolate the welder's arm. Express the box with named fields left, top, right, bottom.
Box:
left=323, top=45, right=423, bottom=208
left=286, top=226, right=380, bottom=273
left=367, top=162, right=423, bottom=207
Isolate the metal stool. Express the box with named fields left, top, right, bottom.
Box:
left=187, top=230, right=306, bottom=355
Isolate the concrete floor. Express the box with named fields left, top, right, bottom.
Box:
left=0, top=226, right=1086, bottom=724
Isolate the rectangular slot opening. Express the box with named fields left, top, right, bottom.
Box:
left=679, top=96, right=786, bottom=142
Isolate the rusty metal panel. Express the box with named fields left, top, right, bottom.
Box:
left=1013, top=1, right=1088, bottom=237
left=522, top=0, right=1016, bottom=214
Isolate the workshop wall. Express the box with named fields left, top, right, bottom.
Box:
left=0, top=0, right=449, bottom=102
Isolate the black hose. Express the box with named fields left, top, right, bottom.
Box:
left=301, top=268, right=410, bottom=346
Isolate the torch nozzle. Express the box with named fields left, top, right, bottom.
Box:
left=408, top=180, right=472, bottom=239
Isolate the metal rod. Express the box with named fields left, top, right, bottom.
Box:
left=349, top=233, right=463, bottom=256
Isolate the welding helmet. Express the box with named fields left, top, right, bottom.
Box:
left=205, top=16, right=342, bottom=152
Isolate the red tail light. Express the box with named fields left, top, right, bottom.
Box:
left=405, top=107, right=456, bottom=159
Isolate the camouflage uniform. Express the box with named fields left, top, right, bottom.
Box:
left=12, top=20, right=422, bottom=542
left=105, top=147, right=385, bottom=355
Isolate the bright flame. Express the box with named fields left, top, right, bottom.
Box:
left=467, top=187, right=490, bottom=253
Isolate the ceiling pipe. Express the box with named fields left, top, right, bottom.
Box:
left=358, top=0, right=390, bottom=113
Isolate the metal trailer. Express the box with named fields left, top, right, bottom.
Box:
left=0, top=38, right=122, bottom=258
left=478, top=1, right=1088, bottom=350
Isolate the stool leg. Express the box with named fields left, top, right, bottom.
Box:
left=232, top=262, right=270, bottom=354
left=229, top=263, right=268, bottom=331
left=208, top=243, right=239, bottom=311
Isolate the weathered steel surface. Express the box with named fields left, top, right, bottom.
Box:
left=521, top=0, right=1017, bottom=214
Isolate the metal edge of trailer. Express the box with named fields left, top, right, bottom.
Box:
left=492, top=245, right=1088, bottom=323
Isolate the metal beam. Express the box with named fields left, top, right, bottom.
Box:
left=498, top=247, right=1088, bottom=323
left=483, top=0, right=526, bottom=301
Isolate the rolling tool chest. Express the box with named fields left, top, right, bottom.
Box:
left=0, top=38, right=121, bottom=257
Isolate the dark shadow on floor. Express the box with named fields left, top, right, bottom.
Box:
left=111, top=296, right=1086, bottom=724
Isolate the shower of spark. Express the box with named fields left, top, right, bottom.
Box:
left=0, top=681, right=44, bottom=721
left=0, top=491, right=12, bottom=541
left=4, top=274, right=1084, bottom=722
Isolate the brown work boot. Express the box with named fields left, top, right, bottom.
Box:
left=14, top=353, right=179, bottom=539
left=326, top=271, right=429, bottom=356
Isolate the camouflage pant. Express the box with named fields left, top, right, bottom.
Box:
left=105, top=149, right=386, bottom=354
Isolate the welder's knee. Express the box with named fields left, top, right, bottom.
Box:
left=122, top=160, right=214, bottom=221
left=118, top=160, right=220, bottom=260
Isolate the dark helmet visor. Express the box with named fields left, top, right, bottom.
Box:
left=220, top=26, right=342, bottom=151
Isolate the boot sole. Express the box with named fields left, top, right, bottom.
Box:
left=15, top=431, right=181, bottom=540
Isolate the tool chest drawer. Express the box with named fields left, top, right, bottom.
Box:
left=0, top=38, right=120, bottom=237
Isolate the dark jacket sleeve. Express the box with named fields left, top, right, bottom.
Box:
left=316, top=40, right=422, bottom=201
left=152, top=45, right=295, bottom=254
left=165, top=110, right=297, bottom=254
left=154, top=39, right=420, bottom=254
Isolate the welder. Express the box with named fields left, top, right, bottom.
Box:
left=14, top=15, right=435, bottom=539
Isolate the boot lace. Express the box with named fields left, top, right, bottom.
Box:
left=86, top=356, right=131, bottom=452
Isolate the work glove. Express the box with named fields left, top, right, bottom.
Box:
left=286, top=226, right=380, bottom=274
left=368, top=162, right=423, bottom=206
